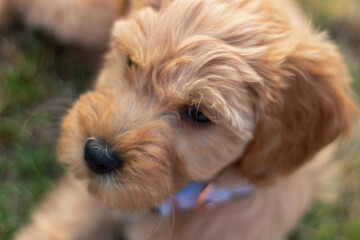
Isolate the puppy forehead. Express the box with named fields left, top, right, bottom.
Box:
left=110, top=0, right=286, bottom=91
left=111, top=7, right=264, bottom=94
left=112, top=0, right=288, bottom=51
left=109, top=0, right=271, bottom=129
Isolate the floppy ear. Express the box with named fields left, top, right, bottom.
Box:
left=237, top=34, right=357, bottom=183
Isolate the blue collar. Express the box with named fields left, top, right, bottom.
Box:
left=156, top=181, right=253, bottom=217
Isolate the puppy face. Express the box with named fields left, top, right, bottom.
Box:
left=58, top=0, right=356, bottom=211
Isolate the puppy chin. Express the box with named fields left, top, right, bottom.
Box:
left=59, top=153, right=176, bottom=211
left=84, top=172, right=175, bottom=211
left=59, top=157, right=176, bottom=211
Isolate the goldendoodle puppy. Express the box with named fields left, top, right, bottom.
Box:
left=8, top=0, right=357, bottom=239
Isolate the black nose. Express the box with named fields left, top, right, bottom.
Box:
left=84, top=138, right=122, bottom=174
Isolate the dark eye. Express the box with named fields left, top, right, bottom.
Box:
left=186, top=106, right=211, bottom=124
left=127, top=56, right=133, bottom=67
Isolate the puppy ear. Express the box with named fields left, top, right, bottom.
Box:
left=237, top=34, right=357, bottom=183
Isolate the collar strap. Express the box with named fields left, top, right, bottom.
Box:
left=156, top=181, right=253, bottom=217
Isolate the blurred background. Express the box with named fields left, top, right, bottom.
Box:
left=0, top=0, right=359, bottom=239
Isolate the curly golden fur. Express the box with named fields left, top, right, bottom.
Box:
left=7, top=0, right=357, bottom=239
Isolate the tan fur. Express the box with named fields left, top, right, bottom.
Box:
left=0, top=0, right=160, bottom=48
left=12, top=0, right=357, bottom=239
left=0, top=0, right=125, bottom=48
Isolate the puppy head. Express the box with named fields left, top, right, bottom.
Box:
left=58, top=0, right=356, bottom=210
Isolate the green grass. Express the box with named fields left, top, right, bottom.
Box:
left=0, top=30, right=95, bottom=238
left=0, top=1, right=360, bottom=239
left=290, top=1, right=360, bottom=239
